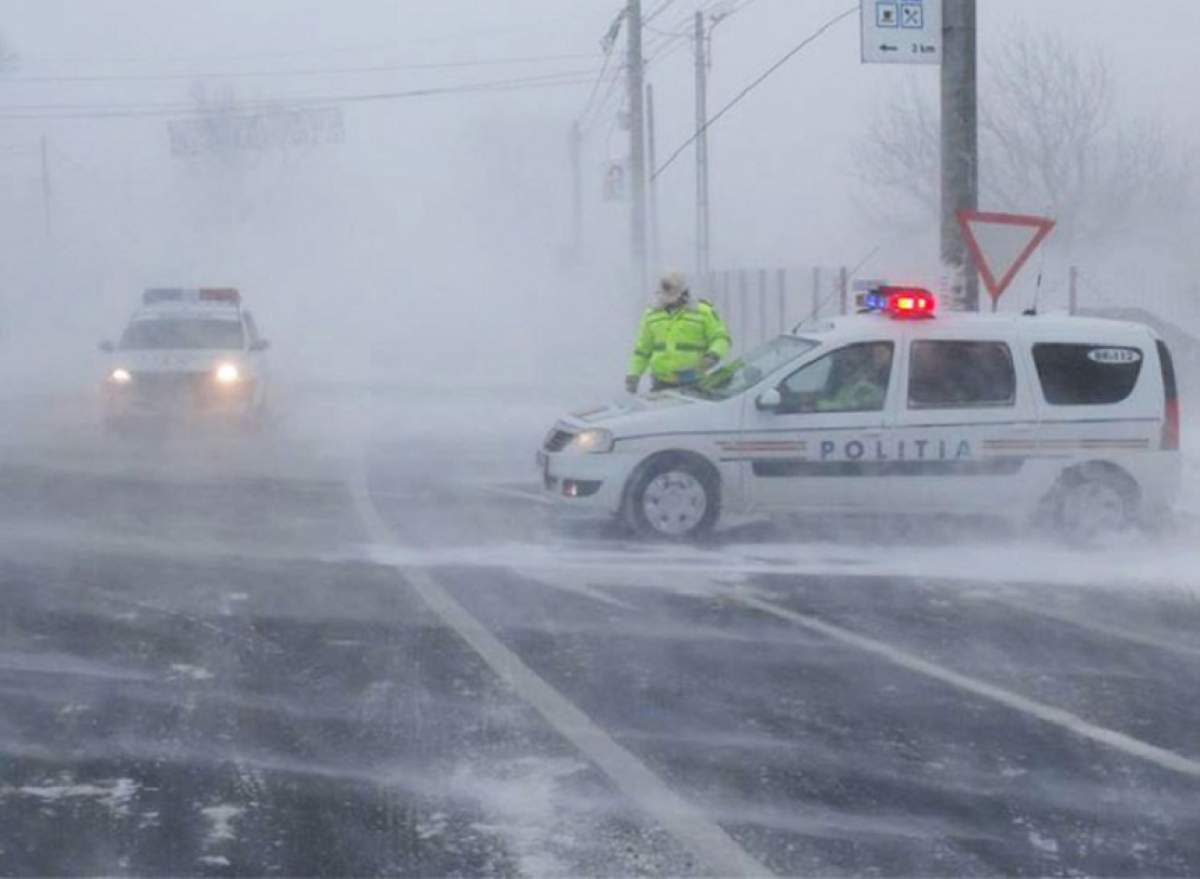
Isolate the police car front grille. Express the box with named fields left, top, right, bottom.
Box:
left=544, top=429, right=574, bottom=452
left=127, top=371, right=218, bottom=404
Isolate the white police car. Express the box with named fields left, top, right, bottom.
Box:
left=100, top=288, right=270, bottom=426
left=539, top=287, right=1182, bottom=542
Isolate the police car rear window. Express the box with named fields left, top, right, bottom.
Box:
left=908, top=340, right=1016, bottom=409
left=1033, top=343, right=1143, bottom=405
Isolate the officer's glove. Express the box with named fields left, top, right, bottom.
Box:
left=625, top=375, right=640, bottom=394
left=701, top=354, right=720, bottom=372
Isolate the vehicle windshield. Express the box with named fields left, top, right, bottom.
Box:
left=681, top=335, right=819, bottom=400
left=119, top=319, right=244, bottom=351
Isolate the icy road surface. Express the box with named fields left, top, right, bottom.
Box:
left=0, top=386, right=1198, bottom=877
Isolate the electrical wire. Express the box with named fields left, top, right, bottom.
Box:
left=652, top=4, right=858, bottom=180
left=580, top=66, right=626, bottom=134
left=646, top=35, right=691, bottom=70
left=2, top=53, right=603, bottom=84
left=578, top=49, right=620, bottom=124
left=643, top=0, right=681, bottom=25
left=576, top=7, right=627, bottom=125
left=0, top=71, right=598, bottom=122
left=644, top=0, right=733, bottom=69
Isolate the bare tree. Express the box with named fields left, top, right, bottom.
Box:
left=853, top=28, right=1191, bottom=250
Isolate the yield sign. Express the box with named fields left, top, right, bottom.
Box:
left=956, top=210, right=1056, bottom=307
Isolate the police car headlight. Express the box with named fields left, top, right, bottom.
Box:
left=214, top=362, right=241, bottom=385
left=569, top=428, right=614, bottom=454
left=109, top=367, right=132, bottom=385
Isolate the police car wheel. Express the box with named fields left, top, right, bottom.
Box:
left=1055, top=473, right=1132, bottom=544
left=626, top=457, right=719, bottom=540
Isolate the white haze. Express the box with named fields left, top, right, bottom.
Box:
left=0, top=0, right=1195, bottom=569
left=0, top=1, right=1197, bottom=400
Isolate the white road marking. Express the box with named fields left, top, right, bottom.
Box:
left=513, top=568, right=637, bottom=611
left=350, top=474, right=772, bottom=878
left=731, top=589, right=1200, bottom=780
left=984, top=594, right=1200, bottom=661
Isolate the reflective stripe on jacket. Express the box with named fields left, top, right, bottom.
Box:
left=628, top=300, right=732, bottom=381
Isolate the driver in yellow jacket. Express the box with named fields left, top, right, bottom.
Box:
left=626, top=271, right=731, bottom=393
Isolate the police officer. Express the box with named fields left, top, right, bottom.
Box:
left=626, top=271, right=731, bottom=393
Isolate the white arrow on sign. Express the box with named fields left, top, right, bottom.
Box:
left=956, top=210, right=1056, bottom=309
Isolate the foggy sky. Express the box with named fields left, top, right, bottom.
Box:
left=0, top=1, right=1197, bottom=390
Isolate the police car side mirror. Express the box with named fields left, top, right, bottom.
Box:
left=99, top=340, right=114, bottom=353
left=755, top=388, right=782, bottom=412
left=250, top=339, right=271, bottom=352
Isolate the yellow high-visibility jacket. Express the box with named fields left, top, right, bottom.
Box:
left=628, top=300, right=731, bottom=383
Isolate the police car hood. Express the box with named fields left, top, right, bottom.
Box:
left=565, top=392, right=703, bottom=432
left=112, top=350, right=241, bottom=373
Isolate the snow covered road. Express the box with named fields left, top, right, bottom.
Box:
left=0, top=388, right=1197, bottom=876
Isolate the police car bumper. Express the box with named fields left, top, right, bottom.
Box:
left=537, top=449, right=628, bottom=514
left=103, top=373, right=258, bottom=421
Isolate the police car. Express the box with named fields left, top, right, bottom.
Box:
left=539, top=287, right=1182, bottom=542
left=100, top=288, right=270, bottom=426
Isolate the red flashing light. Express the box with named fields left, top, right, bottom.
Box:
left=878, top=286, right=935, bottom=318
left=199, top=288, right=240, bottom=304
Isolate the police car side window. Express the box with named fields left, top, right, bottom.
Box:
left=908, top=340, right=1016, bottom=409
left=777, top=342, right=893, bottom=414
left=1033, top=343, right=1143, bottom=405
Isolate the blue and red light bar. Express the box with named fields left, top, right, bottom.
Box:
left=143, top=287, right=241, bottom=305
left=862, top=286, right=936, bottom=318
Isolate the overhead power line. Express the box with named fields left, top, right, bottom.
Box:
left=577, top=8, right=627, bottom=124
left=2, top=53, right=602, bottom=84
left=643, top=0, right=681, bottom=25
left=652, top=5, right=858, bottom=180
left=0, top=71, right=597, bottom=121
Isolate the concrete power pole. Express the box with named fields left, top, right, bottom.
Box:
left=569, top=120, right=582, bottom=261
left=626, top=0, right=648, bottom=292
left=694, top=11, right=711, bottom=280
left=646, top=83, right=661, bottom=271
left=940, top=0, right=978, bottom=310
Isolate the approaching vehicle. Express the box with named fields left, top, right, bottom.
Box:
left=100, top=288, right=270, bottom=427
left=539, top=287, right=1182, bottom=542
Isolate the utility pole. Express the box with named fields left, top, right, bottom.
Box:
left=645, top=83, right=661, bottom=271
left=940, top=0, right=978, bottom=310
left=40, top=134, right=52, bottom=240
left=569, top=120, right=582, bottom=261
left=694, top=10, right=711, bottom=280
left=626, top=0, right=648, bottom=292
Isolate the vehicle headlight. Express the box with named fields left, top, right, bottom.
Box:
left=568, top=428, right=614, bottom=454
left=214, top=363, right=240, bottom=385
left=109, top=367, right=132, bottom=384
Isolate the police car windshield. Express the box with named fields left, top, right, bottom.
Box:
left=684, top=336, right=819, bottom=400
left=120, top=319, right=244, bottom=351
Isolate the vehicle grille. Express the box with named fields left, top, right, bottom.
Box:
left=544, top=429, right=574, bottom=452
left=123, top=371, right=248, bottom=407
left=131, top=372, right=211, bottom=397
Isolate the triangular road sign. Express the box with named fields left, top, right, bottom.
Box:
left=956, top=211, right=1056, bottom=307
